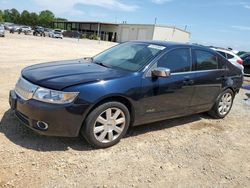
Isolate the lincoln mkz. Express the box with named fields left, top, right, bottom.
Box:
left=9, top=41, right=243, bottom=148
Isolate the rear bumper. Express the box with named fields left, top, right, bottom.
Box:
left=9, top=90, right=90, bottom=137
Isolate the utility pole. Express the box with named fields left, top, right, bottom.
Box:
left=154, top=17, right=157, bottom=25
left=97, top=22, right=100, bottom=44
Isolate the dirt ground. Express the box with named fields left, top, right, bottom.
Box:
left=0, top=33, right=250, bottom=188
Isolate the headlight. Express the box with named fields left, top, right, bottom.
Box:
left=33, top=87, right=79, bottom=104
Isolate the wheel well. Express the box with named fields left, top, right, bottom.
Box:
left=85, top=96, right=135, bottom=125
left=225, top=87, right=236, bottom=96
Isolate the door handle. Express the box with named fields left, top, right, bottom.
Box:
left=217, top=75, right=226, bottom=81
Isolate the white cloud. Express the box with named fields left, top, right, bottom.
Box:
left=34, top=0, right=138, bottom=17
left=245, top=5, right=250, bottom=9
left=151, top=0, right=172, bottom=4
left=231, top=25, right=250, bottom=31
left=68, top=9, right=85, bottom=17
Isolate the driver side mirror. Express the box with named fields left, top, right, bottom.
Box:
left=152, top=67, right=171, bottom=78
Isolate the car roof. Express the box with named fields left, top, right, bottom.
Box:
left=129, top=40, right=212, bottom=51
left=211, top=48, right=239, bottom=57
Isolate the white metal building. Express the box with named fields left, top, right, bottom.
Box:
left=118, top=24, right=190, bottom=43
left=53, top=21, right=191, bottom=43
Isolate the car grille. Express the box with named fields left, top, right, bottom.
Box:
left=15, top=77, right=38, bottom=100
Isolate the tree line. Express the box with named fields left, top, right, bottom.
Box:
left=0, top=8, right=67, bottom=28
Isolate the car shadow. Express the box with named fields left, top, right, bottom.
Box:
left=0, top=109, right=207, bottom=151
left=126, top=114, right=206, bottom=137
left=0, top=109, right=93, bottom=152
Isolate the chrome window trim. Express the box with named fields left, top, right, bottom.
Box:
left=143, top=46, right=225, bottom=78
left=145, top=68, right=225, bottom=78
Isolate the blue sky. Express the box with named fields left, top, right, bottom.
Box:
left=1, top=0, right=250, bottom=50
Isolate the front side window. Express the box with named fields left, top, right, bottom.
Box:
left=157, top=48, right=191, bottom=73
left=93, top=42, right=165, bottom=71
left=194, top=50, right=218, bottom=70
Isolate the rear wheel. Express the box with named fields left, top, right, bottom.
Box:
left=208, top=89, right=234, bottom=119
left=81, top=102, right=130, bottom=148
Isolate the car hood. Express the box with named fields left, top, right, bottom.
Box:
left=22, top=59, right=129, bottom=90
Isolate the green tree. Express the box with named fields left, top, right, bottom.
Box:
left=39, top=10, right=55, bottom=27
left=29, top=12, right=39, bottom=26
left=20, top=10, right=30, bottom=25
left=0, top=10, right=4, bottom=22
left=9, top=8, right=20, bottom=23
left=3, top=9, right=12, bottom=22
left=55, top=17, right=68, bottom=22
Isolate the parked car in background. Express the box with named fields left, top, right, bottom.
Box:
left=13, top=25, right=22, bottom=32
left=211, top=48, right=244, bottom=71
left=0, top=25, right=5, bottom=37
left=9, top=41, right=243, bottom=148
left=63, top=30, right=81, bottom=38
left=240, top=53, right=250, bottom=76
left=4, top=23, right=14, bottom=30
left=33, top=26, right=45, bottom=37
left=48, top=29, right=63, bottom=39
left=18, top=26, right=32, bottom=35
left=48, top=29, right=53, bottom=37
left=46, top=28, right=53, bottom=36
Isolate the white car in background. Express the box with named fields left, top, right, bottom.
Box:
left=0, top=25, right=5, bottom=37
left=211, top=48, right=244, bottom=71
left=48, top=29, right=63, bottom=39
left=20, top=26, right=32, bottom=34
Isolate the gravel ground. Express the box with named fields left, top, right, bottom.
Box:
left=0, top=33, right=250, bottom=188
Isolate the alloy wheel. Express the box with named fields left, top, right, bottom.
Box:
left=218, top=93, right=233, bottom=116
left=94, top=108, right=126, bottom=143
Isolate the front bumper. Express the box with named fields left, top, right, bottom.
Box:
left=9, top=90, right=90, bottom=137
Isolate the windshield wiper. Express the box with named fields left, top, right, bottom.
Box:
left=94, top=61, right=111, bottom=68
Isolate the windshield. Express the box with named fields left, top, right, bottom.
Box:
left=93, top=42, right=165, bottom=71
left=0, top=26, right=4, bottom=30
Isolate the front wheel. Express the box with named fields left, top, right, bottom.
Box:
left=81, top=102, right=130, bottom=148
left=208, top=89, right=234, bottom=119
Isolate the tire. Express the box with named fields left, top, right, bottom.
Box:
left=208, top=89, right=234, bottom=119
left=81, top=102, right=130, bottom=148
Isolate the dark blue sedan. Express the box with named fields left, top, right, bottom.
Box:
left=9, top=41, right=243, bottom=148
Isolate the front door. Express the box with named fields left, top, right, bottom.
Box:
left=137, top=48, right=195, bottom=124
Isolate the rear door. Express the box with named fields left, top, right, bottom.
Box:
left=190, top=48, right=224, bottom=112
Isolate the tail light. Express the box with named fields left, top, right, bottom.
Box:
left=237, top=59, right=243, bottom=65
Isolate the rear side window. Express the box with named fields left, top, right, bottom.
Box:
left=226, top=53, right=234, bottom=59
left=158, top=48, right=191, bottom=73
left=194, top=50, right=218, bottom=70
left=217, top=51, right=226, bottom=58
